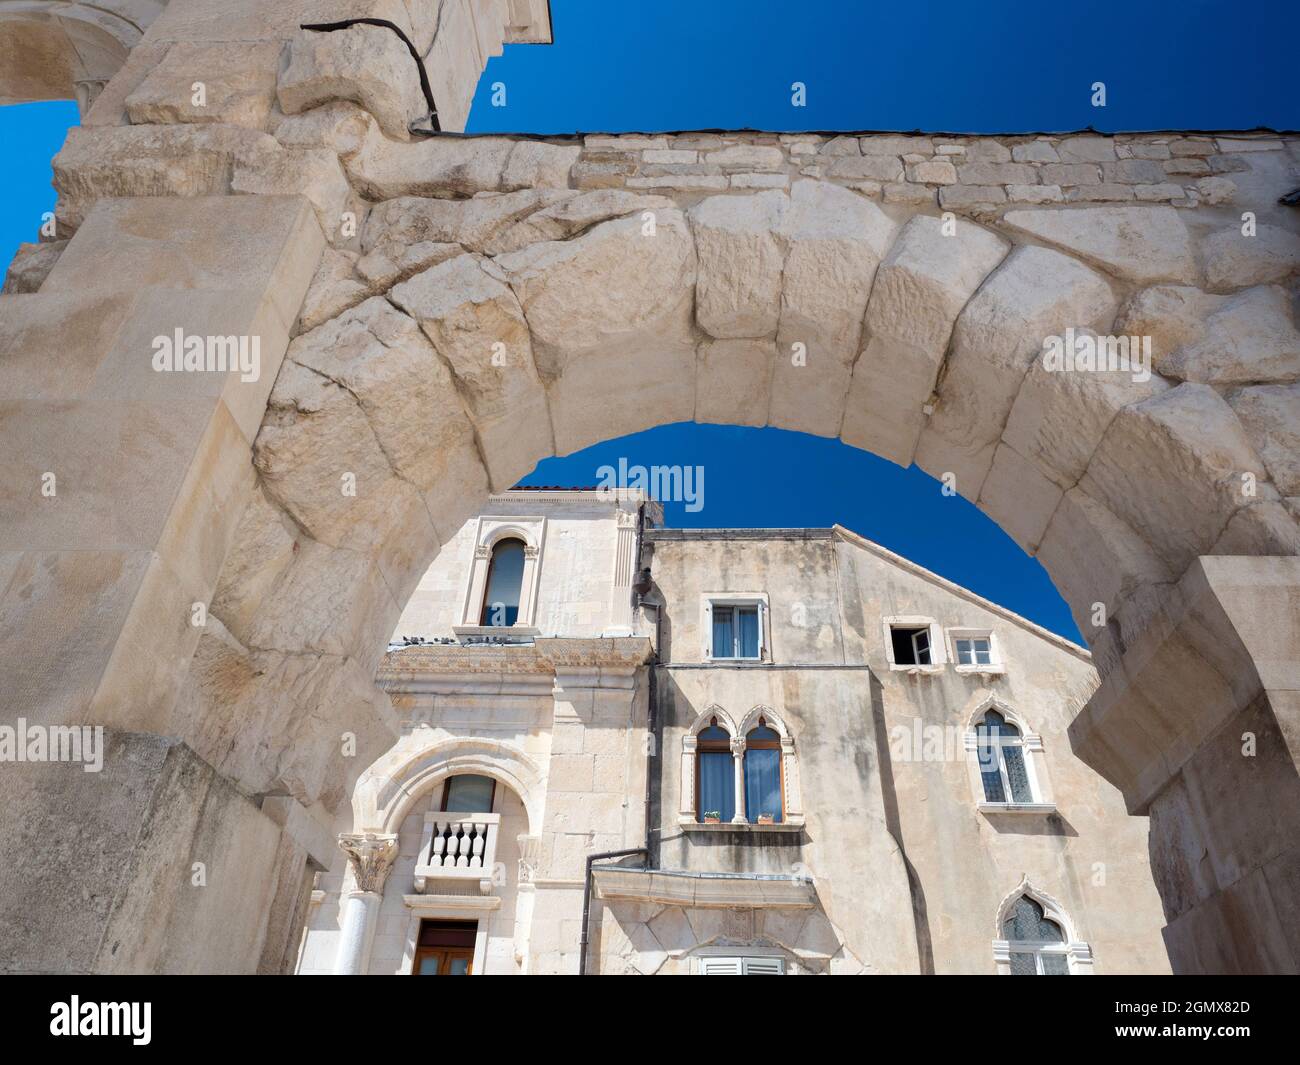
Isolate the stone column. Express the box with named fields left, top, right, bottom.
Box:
left=730, top=736, right=748, bottom=824
left=334, top=833, right=400, bottom=976
left=1070, top=555, right=1300, bottom=974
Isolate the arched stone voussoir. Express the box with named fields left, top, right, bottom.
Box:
left=913, top=244, right=1119, bottom=502
left=254, top=297, right=490, bottom=555
left=769, top=179, right=899, bottom=437
left=687, top=188, right=788, bottom=339
left=390, top=252, right=554, bottom=492
left=843, top=213, right=1009, bottom=466
left=494, top=206, right=699, bottom=455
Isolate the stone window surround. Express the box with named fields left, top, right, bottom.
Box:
left=701, top=591, right=771, bottom=662
left=992, top=878, right=1093, bottom=975
left=882, top=615, right=946, bottom=673
left=679, top=704, right=804, bottom=830
left=946, top=626, right=1006, bottom=675
left=962, top=697, right=1055, bottom=815
left=398, top=894, right=502, bottom=976
left=455, top=515, right=547, bottom=636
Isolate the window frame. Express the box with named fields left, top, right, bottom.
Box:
left=701, top=593, right=770, bottom=663
left=882, top=616, right=945, bottom=673
left=991, top=881, right=1093, bottom=976
left=742, top=719, right=785, bottom=824
left=440, top=774, right=497, bottom=814
left=963, top=700, right=1054, bottom=815
left=456, top=516, right=546, bottom=637
left=946, top=627, right=1005, bottom=674
left=693, top=717, right=735, bottom=824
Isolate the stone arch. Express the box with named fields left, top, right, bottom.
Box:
left=737, top=704, right=792, bottom=743
left=994, top=875, right=1081, bottom=944
left=689, top=702, right=738, bottom=737
left=354, top=735, right=545, bottom=837
left=962, top=694, right=1039, bottom=740
left=0, top=1, right=164, bottom=109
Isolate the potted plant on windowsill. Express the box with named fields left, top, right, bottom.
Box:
left=756, top=813, right=775, bottom=825
left=702, top=811, right=721, bottom=824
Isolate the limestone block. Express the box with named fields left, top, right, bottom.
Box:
left=1035, top=488, right=1174, bottom=644
left=279, top=24, right=423, bottom=141
left=125, top=41, right=282, bottom=128
left=771, top=179, right=898, bottom=436
left=52, top=123, right=278, bottom=231
left=232, top=142, right=351, bottom=240
left=363, top=189, right=569, bottom=256
left=390, top=254, right=554, bottom=489
left=1156, top=285, right=1300, bottom=385
left=687, top=190, right=787, bottom=339
left=273, top=100, right=377, bottom=160
left=906, top=159, right=957, bottom=184
left=915, top=245, right=1117, bottom=500
left=356, top=239, right=461, bottom=290
left=647, top=906, right=696, bottom=955
left=1227, top=384, right=1300, bottom=496
left=1211, top=499, right=1300, bottom=557
left=2, top=240, right=66, bottom=294
left=207, top=483, right=298, bottom=641
left=976, top=443, right=1064, bottom=552
left=696, top=339, right=775, bottom=427
left=501, top=140, right=582, bottom=191
left=843, top=214, right=1008, bottom=465
left=1002, top=340, right=1172, bottom=489
left=1079, top=383, right=1269, bottom=572
left=828, top=155, right=903, bottom=182
left=422, top=0, right=487, bottom=132
left=1201, top=224, right=1300, bottom=292
left=297, top=248, right=370, bottom=334
left=1116, top=284, right=1226, bottom=368
left=1002, top=205, right=1198, bottom=285
left=495, top=208, right=697, bottom=454
left=0, top=290, right=135, bottom=400
left=485, top=189, right=673, bottom=256
left=345, top=128, right=516, bottom=199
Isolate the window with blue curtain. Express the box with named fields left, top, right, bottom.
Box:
left=711, top=604, right=761, bottom=658
left=743, top=724, right=782, bottom=822
left=696, top=723, right=734, bottom=822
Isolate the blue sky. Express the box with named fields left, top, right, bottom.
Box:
left=2, top=0, right=1290, bottom=643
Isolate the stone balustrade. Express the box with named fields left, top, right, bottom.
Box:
left=414, top=812, right=501, bottom=894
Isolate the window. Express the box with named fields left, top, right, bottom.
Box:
left=696, top=719, right=735, bottom=823
left=479, top=538, right=525, bottom=626
left=441, top=774, right=496, bottom=813
left=698, top=955, right=786, bottom=975
left=949, top=628, right=1002, bottom=672
left=890, top=625, right=932, bottom=665
left=975, top=710, right=1033, bottom=805
left=743, top=722, right=783, bottom=823
left=712, top=604, right=761, bottom=659
left=1001, top=897, right=1070, bottom=975
left=412, top=919, right=477, bottom=975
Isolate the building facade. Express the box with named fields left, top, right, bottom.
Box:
left=296, top=489, right=1170, bottom=975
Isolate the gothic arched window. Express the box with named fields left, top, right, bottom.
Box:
left=695, top=719, right=734, bottom=823
left=1001, top=895, right=1070, bottom=975
left=975, top=710, right=1033, bottom=804
left=743, top=721, right=783, bottom=823
left=479, top=538, right=525, bottom=626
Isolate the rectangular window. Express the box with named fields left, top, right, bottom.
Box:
left=698, top=751, right=736, bottom=822
left=413, top=920, right=476, bottom=975
left=890, top=625, right=932, bottom=665
left=712, top=605, right=761, bottom=659
left=699, top=956, right=786, bottom=975
left=955, top=636, right=993, bottom=666
left=744, top=747, right=783, bottom=823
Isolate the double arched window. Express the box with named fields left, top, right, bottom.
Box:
left=479, top=537, right=525, bottom=627
left=685, top=709, right=801, bottom=826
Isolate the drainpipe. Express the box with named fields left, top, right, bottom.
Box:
left=578, top=848, right=647, bottom=975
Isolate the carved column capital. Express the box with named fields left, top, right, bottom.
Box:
left=338, top=832, right=400, bottom=894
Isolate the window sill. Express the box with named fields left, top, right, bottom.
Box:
left=453, top=625, right=540, bottom=639
left=978, top=802, right=1055, bottom=815
left=955, top=665, right=1005, bottom=676
left=679, top=816, right=805, bottom=833
left=702, top=658, right=771, bottom=666
left=889, top=663, right=944, bottom=675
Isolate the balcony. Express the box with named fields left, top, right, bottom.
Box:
left=413, top=813, right=501, bottom=895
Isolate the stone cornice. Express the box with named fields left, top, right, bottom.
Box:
left=377, top=637, right=653, bottom=681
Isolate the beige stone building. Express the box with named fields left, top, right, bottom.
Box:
left=297, top=489, right=1170, bottom=974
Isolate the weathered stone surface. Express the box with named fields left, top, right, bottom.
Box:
left=391, top=254, right=554, bottom=489
left=977, top=442, right=1064, bottom=552
left=696, top=338, right=774, bottom=427
left=1117, top=284, right=1224, bottom=364
left=1210, top=499, right=1300, bottom=557
left=1201, top=224, right=1300, bottom=292
left=1002, top=205, right=1198, bottom=285
left=1157, top=286, right=1300, bottom=385
left=687, top=190, right=787, bottom=339
left=1228, top=384, right=1300, bottom=496
left=1, top=241, right=66, bottom=294
left=52, top=124, right=277, bottom=231
left=278, top=24, right=423, bottom=141
left=843, top=214, right=1008, bottom=465
left=495, top=209, right=697, bottom=453
left=362, top=189, right=569, bottom=256
left=126, top=41, right=282, bottom=128
left=356, top=240, right=461, bottom=289
left=231, top=142, right=350, bottom=240
left=346, top=130, right=517, bottom=199
left=486, top=189, right=672, bottom=255
left=502, top=140, right=582, bottom=191
left=273, top=101, right=376, bottom=160
left=915, top=245, right=1117, bottom=498
left=771, top=179, right=898, bottom=437
left=1002, top=333, right=1172, bottom=489
left=1080, top=383, right=1269, bottom=572
left=296, top=248, right=370, bottom=334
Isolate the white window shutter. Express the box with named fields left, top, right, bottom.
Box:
left=741, top=957, right=785, bottom=975
left=699, top=956, right=743, bottom=975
